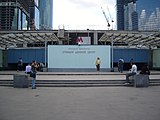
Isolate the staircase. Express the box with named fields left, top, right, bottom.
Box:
left=0, top=71, right=160, bottom=87
left=0, top=79, right=160, bottom=87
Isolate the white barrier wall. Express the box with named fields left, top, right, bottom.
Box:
left=48, top=45, right=110, bottom=70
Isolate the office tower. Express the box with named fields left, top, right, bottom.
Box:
left=124, top=1, right=138, bottom=30
left=117, top=0, right=124, bottom=30
left=0, top=0, right=39, bottom=30
left=137, top=0, right=160, bottom=31
left=29, top=0, right=39, bottom=30
left=117, top=0, right=138, bottom=30
left=0, top=0, right=29, bottom=30
left=39, top=0, right=53, bottom=30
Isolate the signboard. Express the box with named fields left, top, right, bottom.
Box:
left=76, top=37, right=91, bottom=45
left=48, top=45, right=110, bottom=69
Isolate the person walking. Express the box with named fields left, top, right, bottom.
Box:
left=30, top=60, right=38, bottom=89
left=95, top=57, right=101, bottom=71
left=129, top=58, right=134, bottom=69
left=17, top=58, right=23, bottom=71
left=118, top=58, right=124, bottom=73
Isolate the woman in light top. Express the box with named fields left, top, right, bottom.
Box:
left=95, top=57, right=101, bottom=71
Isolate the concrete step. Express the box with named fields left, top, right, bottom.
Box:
left=36, top=83, right=127, bottom=87
left=0, top=79, right=160, bottom=87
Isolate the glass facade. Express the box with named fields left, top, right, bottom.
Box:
left=29, top=5, right=40, bottom=30
left=117, top=0, right=160, bottom=31
left=117, top=0, right=125, bottom=30
left=22, top=12, right=27, bottom=30
left=124, top=2, right=138, bottom=30
left=11, top=7, right=18, bottom=30
left=137, top=0, right=160, bottom=31
left=18, top=9, right=21, bottom=30
left=34, top=0, right=39, bottom=30
left=132, top=11, right=138, bottom=30
left=117, top=0, right=138, bottom=30
left=12, top=8, right=29, bottom=30
left=0, top=0, right=40, bottom=30
left=34, top=6, right=39, bottom=29
left=0, top=1, right=30, bottom=30
left=39, top=0, right=53, bottom=30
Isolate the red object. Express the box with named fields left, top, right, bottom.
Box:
left=76, top=37, right=83, bottom=43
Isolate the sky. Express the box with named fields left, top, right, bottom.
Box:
left=53, top=0, right=116, bottom=30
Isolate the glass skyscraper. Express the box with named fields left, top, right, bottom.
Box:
left=124, top=2, right=138, bottom=30
left=29, top=0, right=40, bottom=30
left=117, top=0, right=138, bottom=30
left=39, top=0, right=53, bottom=30
left=0, top=0, right=39, bottom=30
left=117, top=0, right=125, bottom=30
left=0, top=0, right=30, bottom=30
left=117, top=0, right=160, bottom=31
left=137, top=0, right=160, bottom=31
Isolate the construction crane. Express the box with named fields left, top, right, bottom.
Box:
left=107, top=6, right=114, bottom=23
left=101, top=7, right=110, bottom=28
left=106, top=5, right=114, bottom=30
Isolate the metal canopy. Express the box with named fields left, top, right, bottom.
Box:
left=0, top=31, right=59, bottom=48
left=99, top=31, right=160, bottom=48
left=1, top=30, right=160, bottom=48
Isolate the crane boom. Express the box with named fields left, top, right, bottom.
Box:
left=107, top=6, right=114, bottom=23
left=101, top=7, right=110, bottom=27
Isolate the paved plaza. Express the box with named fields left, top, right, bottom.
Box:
left=0, top=86, right=160, bottom=120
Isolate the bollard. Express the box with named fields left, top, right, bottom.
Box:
left=134, top=74, right=149, bottom=87
left=13, top=74, right=29, bottom=88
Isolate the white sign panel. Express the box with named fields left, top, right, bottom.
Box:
left=48, top=45, right=110, bottom=69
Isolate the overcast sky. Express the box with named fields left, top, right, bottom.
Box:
left=53, top=0, right=116, bottom=30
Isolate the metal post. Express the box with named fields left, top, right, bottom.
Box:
left=94, top=31, right=98, bottom=45
left=87, top=29, right=89, bottom=44
left=44, top=40, right=47, bottom=67
left=111, top=36, right=114, bottom=72
left=88, top=31, right=89, bottom=42
left=68, top=32, right=69, bottom=45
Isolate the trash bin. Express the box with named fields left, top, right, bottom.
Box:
left=13, top=74, right=29, bottom=88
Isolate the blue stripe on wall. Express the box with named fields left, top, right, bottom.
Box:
left=7, top=48, right=148, bottom=64
left=8, top=48, right=46, bottom=63
left=113, top=48, right=148, bottom=63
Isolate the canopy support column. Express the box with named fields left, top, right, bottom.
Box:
left=111, top=36, right=114, bottom=72
left=44, top=39, right=48, bottom=67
